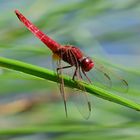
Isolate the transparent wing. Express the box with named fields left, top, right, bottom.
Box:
left=70, top=79, right=91, bottom=119
left=53, top=49, right=91, bottom=119
left=52, top=53, right=70, bottom=117
left=56, top=58, right=68, bottom=117
left=67, top=50, right=91, bottom=119
left=67, top=86, right=91, bottom=119
left=87, top=58, right=128, bottom=92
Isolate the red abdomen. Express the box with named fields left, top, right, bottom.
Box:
left=15, top=10, right=60, bottom=52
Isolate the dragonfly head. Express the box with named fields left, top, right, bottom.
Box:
left=80, top=57, right=94, bottom=72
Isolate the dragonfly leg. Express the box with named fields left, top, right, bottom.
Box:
left=81, top=69, right=92, bottom=83
left=57, top=65, right=72, bottom=72
left=72, top=67, right=78, bottom=80
left=72, top=67, right=83, bottom=81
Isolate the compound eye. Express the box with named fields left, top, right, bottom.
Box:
left=81, top=57, right=94, bottom=72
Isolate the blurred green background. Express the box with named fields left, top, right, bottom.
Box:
left=0, top=0, right=140, bottom=139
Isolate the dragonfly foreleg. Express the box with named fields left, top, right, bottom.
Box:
left=82, top=69, right=92, bottom=83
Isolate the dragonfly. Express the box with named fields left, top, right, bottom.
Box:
left=15, top=10, right=128, bottom=118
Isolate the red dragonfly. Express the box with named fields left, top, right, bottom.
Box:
left=15, top=10, right=128, bottom=118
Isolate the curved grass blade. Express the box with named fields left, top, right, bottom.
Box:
left=0, top=56, right=140, bottom=112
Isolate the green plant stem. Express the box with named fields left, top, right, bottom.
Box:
left=0, top=56, right=140, bottom=111
left=0, top=121, right=140, bottom=135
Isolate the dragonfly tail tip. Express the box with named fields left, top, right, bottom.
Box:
left=14, top=9, right=21, bottom=20
left=15, top=9, right=19, bottom=14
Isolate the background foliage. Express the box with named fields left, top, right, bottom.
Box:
left=0, top=0, right=140, bottom=139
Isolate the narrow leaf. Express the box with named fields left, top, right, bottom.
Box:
left=0, top=56, right=140, bottom=111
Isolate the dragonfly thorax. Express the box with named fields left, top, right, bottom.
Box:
left=54, top=46, right=94, bottom=72
left=80, top=57, right=94, bottom=72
